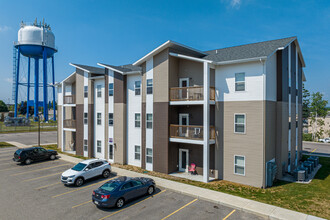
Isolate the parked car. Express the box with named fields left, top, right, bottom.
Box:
left=92, top=176, right=156, bottom=208
left=61, top=159, right=111, bottom=187
left=318, top=138, right=330, bottom=143
left=13, top=147, right=58, bottom=165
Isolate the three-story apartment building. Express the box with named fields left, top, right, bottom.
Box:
left=57, top=37, right=306, bottom=188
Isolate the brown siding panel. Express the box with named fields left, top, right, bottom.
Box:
left=76, top=104, right=84, bottom=156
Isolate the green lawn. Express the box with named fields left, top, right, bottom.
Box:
left=0, top=142, right=15, bottom=148
left=38, top=143, right=330, bottom=218
left=0, top=121, right=57, bottom=133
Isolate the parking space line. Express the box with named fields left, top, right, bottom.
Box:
left=35, top=182, right=62, bottom=190
left=223, top=209, right=236, bottom=220
left=72, top=200, right=92, bottom=209
left=0, top=158, right=11, bottom=161
left=0, top=149, right=17, bottom=153
left=0, top=161, right=59, bottom=172
left=52, top=176, right=118, bottom=198
left=311, top=148, right=317, bottom=153
left=23, top=172, right=62, bottom=182
left=161, top=198, right=197, bottom=220
left=11, top=163, right=70, bottom=176
left=0, top=153, right=14, bottom=157
left=98, top=189, right=167, bottom=220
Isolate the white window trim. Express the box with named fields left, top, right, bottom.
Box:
left=134, top=145, right=141, bottom=161
left=97, top=85, right=102, bottom=98
left=146, top=113, right=153, bottom=129
left=235, top=72, right=246, bottom=92
left=146, top=148, right=153, bottom=164
left=234, top=155, right=245, bottom=176
left=146, top=79, right=153, bottom=95
left=97, top=112, right=102, bottom=126
left=84, top=112, right=88, bottom=125
left=108, top=113, right=113, bottom=126
left=134, top=81, right=141, bottom=96
left=135, top=113, right=141, bottom=128
left=109, top=83, right=114, bottom=96
left=97, top=140, right=102, bottom=153
left=83, top=139, right=88, bottom=152
left=234, top=113, right=246, bottom=134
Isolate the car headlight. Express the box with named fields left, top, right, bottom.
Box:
left=68, top=175, right=75, bottom=178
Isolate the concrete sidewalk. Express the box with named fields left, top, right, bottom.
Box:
left=11, top=142, right=324, bottom=220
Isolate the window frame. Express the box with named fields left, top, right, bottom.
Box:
left=146, top=148, right=153, bottom=164
left=234, top=155, right=245, bottom=176
left=84, top=86, right=88, bottom=98
left=108, top=113, right=113, bottom=126
left=109, top=144, right=114, bottom=160
left=97, top=85, right=102, bottom=98
left=135, top=81, right=141, bottom=96
left=134, top=145, right=141, bottom=161
left=109, top=83, right=114, bottom=96
left=146, top=113, right=153, bottom=129
left=135, top=113, right=141, bottom=128
left=146, top=79, right=153, bottom=94
left=97, top=140, right=102, bottom=153
left=97, top=113, right=102, bottom=125
left=84, top=112, right=88, bottom=125
left=235, top=72, right=246, bottom=92
left=83, top=139, right=88, bottom=152
left=234, top=113, right=246, bottom=134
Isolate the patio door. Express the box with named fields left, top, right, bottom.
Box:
left=179, top=78, right=189, bottom=100
left=179, top=149, right=189, bottom=172
left=179, top=113, right=189, bottom=137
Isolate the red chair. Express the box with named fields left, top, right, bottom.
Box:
left=188, top=163, right=197, bottom=175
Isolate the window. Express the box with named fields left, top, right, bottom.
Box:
left=131, top=180, right=143, bottom=187
left=109, top=113, right=113, bottom=126
left=109, top=144, right=114, bottom=160
left=234, top=155, right=245, bottom=175
left=84, top=113, right=88, bottom=125
left=147, top=79, right=153, bottom=94
left=235, top=72, right=245, bottom=91
left=84, top=139, right=88, bottom=152
left=135, top=113, right=141, bottom=128
left=97, top=140, right=102, bottom=153
left=135, top=81, right=141, bottom=95
left=97, top=85, right=102, bottom=98
left=84, top=86, right=88, bottom=98
left=121, top=182, right=133, bottom=190
left=97, top=113, right=102, bottom=125
left=146, top=114, right=153, bottom=129
left=134, top=145, right=141, bottom=160
left=146, top=148, right=153, bottom=163
left=109, top=83, right=113, bottom=96
left=234, top=114, right=245, bottom=133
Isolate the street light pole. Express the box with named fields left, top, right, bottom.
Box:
left=38, top=114, right=40, bottom=147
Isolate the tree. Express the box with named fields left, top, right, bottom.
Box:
left=302, top=84, right=310, bottom=119
left=18, top=101, right=34, bottom=117
left=0, top=100, right=9, bottom=112
left=310, top=92, right=328, bottom=140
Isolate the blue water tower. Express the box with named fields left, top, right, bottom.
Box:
left=13, top=19, right=57, bottom=121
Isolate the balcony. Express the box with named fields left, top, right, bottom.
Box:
left=63, top=119, right=76, bottom=129
left=64, top=95, right=76, bottom=104
left=170, top=124, right=215, bottom=144
left=169, top=86, right=215, bottom=103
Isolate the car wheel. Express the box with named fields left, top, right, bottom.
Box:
left=75, top=177, right=84, bottom=187
left=102, top=170, right=110, bottom=178
left=147, top=186, right=154, bottom=195
left=116, top=198, right=125, bottom=208
left=25, top=158, right=32, bottom=165
left=50, top=154, right=56, bottom=160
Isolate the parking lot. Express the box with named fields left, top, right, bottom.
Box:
left=0, top=147, right=265, bottom=220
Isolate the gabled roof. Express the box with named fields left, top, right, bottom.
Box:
left=97, top=63, right=142, bottom=74
left=203, top=37, right=297, bottom=63
left=70, top=63, right=105, bottom=74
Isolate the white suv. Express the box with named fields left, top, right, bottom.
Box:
left=61, top=159, right=111, bottom=187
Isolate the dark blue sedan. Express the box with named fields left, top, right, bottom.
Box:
left=92, top=176, right=156, bottom=208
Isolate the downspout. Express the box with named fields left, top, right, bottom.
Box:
left=260, top=58, right=266, bottom=188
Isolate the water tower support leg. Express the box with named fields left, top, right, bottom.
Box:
left=14, top=47, right=20, bottom=118
left=43, top=47, right=48, bottom=121
left=27, top=57, right=31, bottom=119
left=52, top=56, right=56, bottom=121
left=34, top=58, right=39, bottom=120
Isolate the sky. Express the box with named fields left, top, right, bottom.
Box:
left=0, top=0, right=329, bottom=104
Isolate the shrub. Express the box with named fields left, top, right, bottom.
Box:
left=303, top=133, right=313, bottom=141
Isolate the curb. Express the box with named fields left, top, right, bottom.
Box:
left=12, top=143, right=326, bottom=220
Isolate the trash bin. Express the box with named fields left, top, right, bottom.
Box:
left=299, top=166, right=309, bottom=179
left=297, top=170, right=306, bottom=181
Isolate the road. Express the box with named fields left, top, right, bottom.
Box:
left=303, top=141, right=330, bottom=155
left=0, top=131, right=57, bottom=146
left=0, top=147, right=264, bottom=220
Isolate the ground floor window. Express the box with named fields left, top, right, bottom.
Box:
left=135, top=145, right=141, bottom=160
left=84, top=139, right=88, bottom=151
left=234, top=155, right=245, bottom=175
left=109, top=144, right=113, bottom=160
left=97, top=140, right=102, bottom=153
left=146, top=148, right=152, bottom=163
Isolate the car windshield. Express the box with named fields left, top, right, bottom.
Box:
left=72, top=163, right=87, bottom=171
left=100, top=182, right=120, bottom=192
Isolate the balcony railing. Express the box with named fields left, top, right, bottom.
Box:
left=64, top=95, right=76, bottom=104
left=63, top=119, right=76, bottom=129
left=170, top=124, right=215, bottom=141
left=170, top=86, right=215, bottom=101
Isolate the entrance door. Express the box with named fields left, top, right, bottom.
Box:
left=179, top=149, right=189, bottom=172
left=179, top=78, right=189, bottom=100
left=179, top=113, right=189, bottom=137
left=108, top=144, right=114, bottom=162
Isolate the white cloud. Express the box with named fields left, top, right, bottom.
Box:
left=222, top=0, right=242, bottom=9
left=0, top=25, right=10, bottom=32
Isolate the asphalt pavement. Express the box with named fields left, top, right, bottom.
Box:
left=0, top=131, right=57, bottom=146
